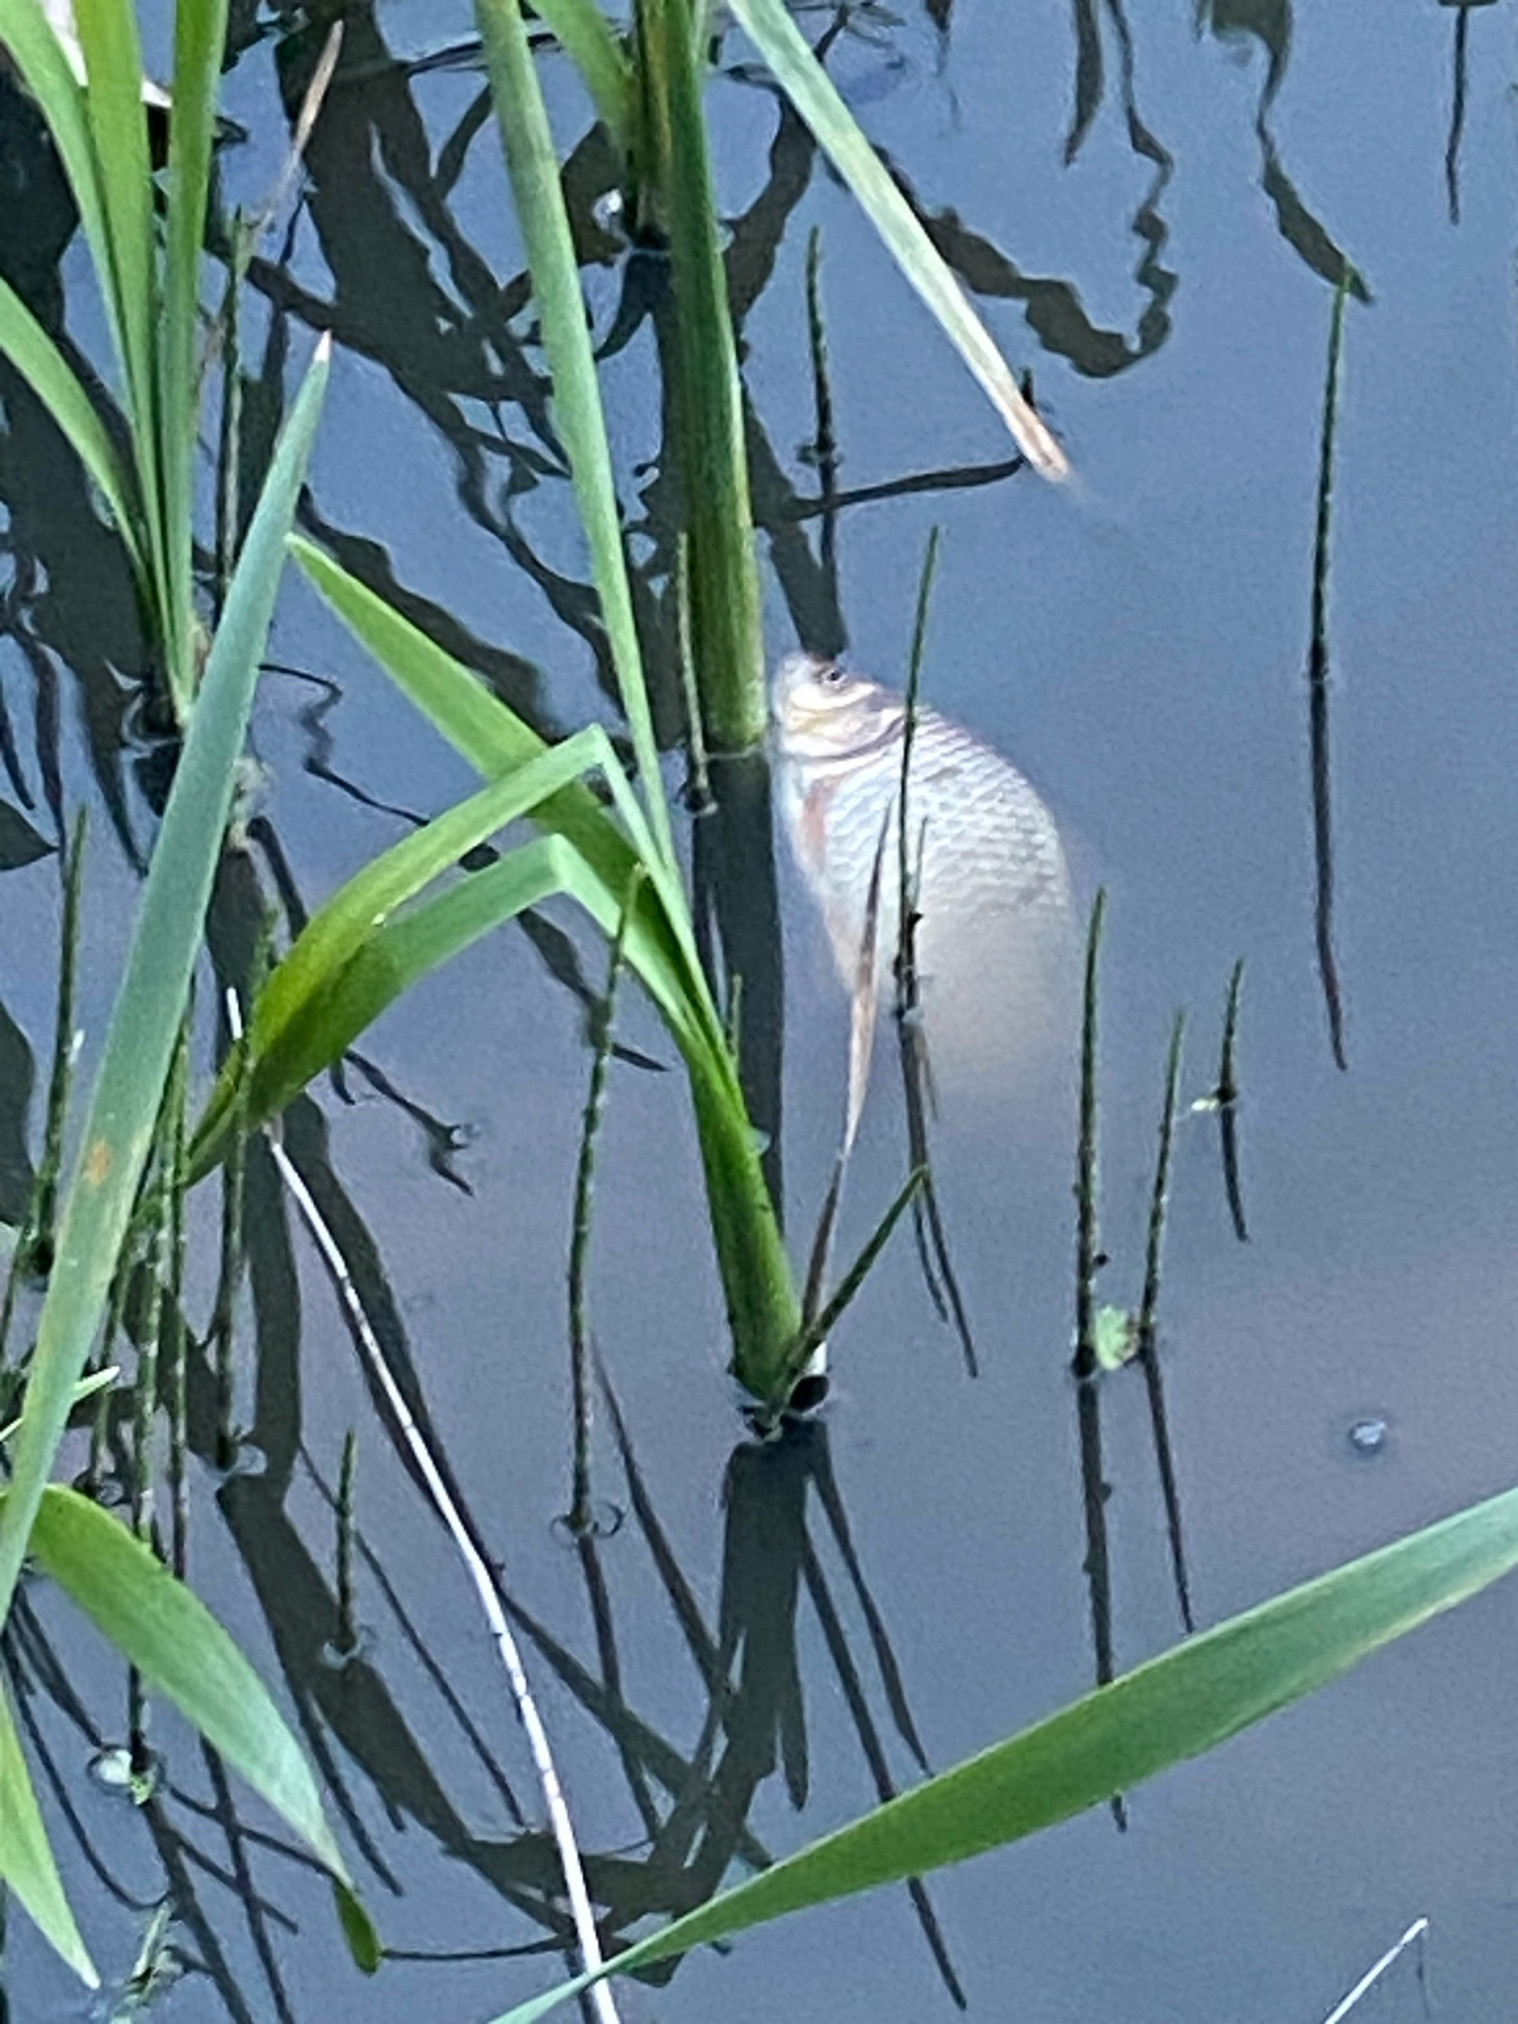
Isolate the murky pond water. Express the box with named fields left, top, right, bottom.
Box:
left=4, top=1, right=1518, bottom=2019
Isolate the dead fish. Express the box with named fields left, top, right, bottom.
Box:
left=772, top=650, right=1076, bottom=1090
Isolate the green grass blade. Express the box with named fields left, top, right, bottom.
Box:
left=251, top=727, right=620, bottom=1054
left=483, top=1476, right=1518, bottom=2021
left=0, top=0, right=116, bottom=356
left=727, top=0, right=1069, bottom=482
left=0, top=274, right=146, bottom=586
left=534, top=0, right=633, bottom=153
left=0, top=1675, right=97, bottom=1986
left=24, top=1485, right=354, bottom=1888
left=245, top=836, right=591, bottom=1117
left=71, top=0, right=168, bottom=656
left=637, top=0, right=765, bottom=751
left=474, top=0, right=674, bottom=869
left=161, top=0, right=231, bottom=710
left=286, top=539, right=707, bottom=1026
left=0, top=337, right=330, bottom=1628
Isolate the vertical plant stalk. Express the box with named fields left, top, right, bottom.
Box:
left=804, top=227, right=841, bottom=610
left=475, top=0, right=672, bottom=869
left=1307, top=272, right=1351, bottom=1072
left=165, top=1023, right=190, bottom=1579
left=334, top=1430, right=358, bottom=1660
left=474, top=0, right=799, bottom=1402
left=893, top=530, right=975, bottom=1376
left=1214, top=957, right=1247, bottom=1242
left=635, top=0, right=766, bottom=752
left=566, top=879, right=639, bottom=1534
left=1072, top=892, right=1121, bottom=1814
left=1445, top=9, right=1469, bottom=226
left=0, top=810, right=86, bottom=1364
left=32, top=811, right=88, bottom=1270
left=1133, top=1011, right=1192, bottom=1636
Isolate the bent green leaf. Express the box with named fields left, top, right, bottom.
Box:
left=0, top=276, right=146, bottom=585
left=25, top=1486, right=351, bottom=1885
left=484, top=1475, right=1518, bottom=2021
left=0, top=1675, right=96, bottom=1985
left=728, top=0, right=1068, bottom=481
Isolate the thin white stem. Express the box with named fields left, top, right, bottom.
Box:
left=1318, top=1917, right=1428, bottom=2024
left=230, top=996, right=620, bottom=2022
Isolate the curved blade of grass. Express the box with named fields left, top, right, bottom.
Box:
left=534, top=0, right=633, bottom=154
left=0, top=336, right=330, bottom=1629
left=474, top=0, right=674, bottom=868
left=286, top=539, right=710, bottom=1037
left=244, top=835, right=597, bottom=1124
left=161, top=0, right=231, bottom=711
left=0, top=0, right=115, bottom=351
left=250, top=727, right=626, bottom=1059
left=727, top=0, right=1068, bottom=482
left=0, top=275, right=146, bottom=584
left=0, top=1675, right=96, bottom=1985
left=23, top=1484, right=357, bottom=1891
left=483, top=1475, right=1518, bottom=2022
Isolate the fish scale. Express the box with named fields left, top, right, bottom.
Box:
left=772, top=652, right=1076, bottom=1089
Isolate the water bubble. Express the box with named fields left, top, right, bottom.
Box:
left=89, top=1745, right=160, bottom=1803
left=1347, top=1415, right=1390, bottom=1457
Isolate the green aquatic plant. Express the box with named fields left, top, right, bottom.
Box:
left=481, top=1476, right=1518, bottom=2020
left=0, top=297, right=372, bottom=1979
left=0, top=0, right=229, bottom=725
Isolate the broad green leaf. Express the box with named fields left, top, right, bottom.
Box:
left=0, top=1674, right=96, bottom=1985
left=24, top=1486, right=350, bottom=1884
left=474, top=0, right=674, bottom=869
left=0, top=336, right=330, bottom=1628
left=0, top=275, right=145, bottom=586
left=483, top=1477, right=1518, bottom=2022
left=534, top=0, right=633, bottom=152
left=161, top=0, right=230, bottom=715
left=727, top=0, right=1068, bottom=481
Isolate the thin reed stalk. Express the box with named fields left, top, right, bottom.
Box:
left=566, top=879, right=639, bottom=1533
left=1134, top=1011, right=1192, bottom=1634
left=893, top=529, right=976, bottom=1375
left=1307, top=272, right=1352, bottom=1071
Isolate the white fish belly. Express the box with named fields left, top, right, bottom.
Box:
left=778, top=706, right=1078, bottom=1093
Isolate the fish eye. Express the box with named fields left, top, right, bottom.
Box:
left=819, top=662, right=845, bottom=687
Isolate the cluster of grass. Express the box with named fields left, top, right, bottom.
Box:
left=0, top=3, right=1512, bottom=2018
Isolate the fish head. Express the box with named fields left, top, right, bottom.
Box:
left=770, top=653, right=901, bottom=764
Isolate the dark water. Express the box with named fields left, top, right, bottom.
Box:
left=4, top=1, right=1518, bottom=2018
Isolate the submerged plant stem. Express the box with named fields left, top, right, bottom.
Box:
left=566, top=879, right=638, bottom=1533
left=1135, top=1011, right=1192, bottom=1635
left=1308, top=272, right=1352, bottom=1071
